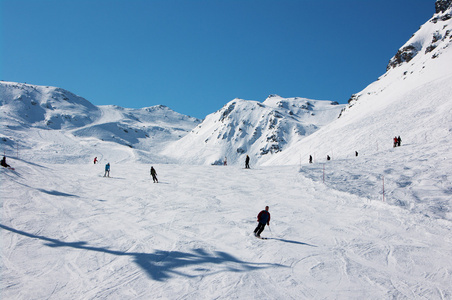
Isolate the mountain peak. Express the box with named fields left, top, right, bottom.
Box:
left=386, top=0, right=452, bottom=71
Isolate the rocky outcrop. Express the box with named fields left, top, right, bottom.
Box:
left=387, top=0, right=452, bottom=71
left=435, top=0, right=452, bottom=13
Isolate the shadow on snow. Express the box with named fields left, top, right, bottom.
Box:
left=0, top=224, right=286, bottom=282
left=266, top=237, right=317, bottom=247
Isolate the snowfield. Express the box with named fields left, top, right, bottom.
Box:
left=1, top=150, right=451, bottom=299
left=2, top=1, right=452, bottom=298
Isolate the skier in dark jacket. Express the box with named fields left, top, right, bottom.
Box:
left=254, top=206, right=270, bottom=238
left=1, top=156, right=11, bottom=168
left=397, top=136, right=402, bottom=147
left=245, top=155, right=250, bottom=169
left=150, top=166, right=158, bottom=183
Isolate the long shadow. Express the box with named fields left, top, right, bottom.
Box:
left=0, top=224, right=286, bottom=282
left=38, top=189, right=80, bottom=198
left=266, top=237, right=317, bottom=247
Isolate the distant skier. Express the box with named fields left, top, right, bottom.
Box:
left=397, top=136, right=402, bottom=147
left=104, top=163, right=110, bottom=177
left=224, top=157, right=227, bottom=166
left=150, top=166, right=158, bottom=183
left=393, top=136, right=398, bottom=148
left=355, top=151, right=358, bottom=157
left=94, top=157, right=98, bottom=164
left=309, top=155, right=313, bottom=164
left=327, top=155, right=331, bottom=161
left=1, top=156, right=11, bottom=168
left=253, top=206, right=271, bottom=238
left=245, top=155, right=250, bottom=169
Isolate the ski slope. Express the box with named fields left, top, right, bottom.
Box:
left=1, top=153, right=451, bottom=299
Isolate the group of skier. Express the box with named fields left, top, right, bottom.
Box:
left=393, top=136, right=402, bottom=148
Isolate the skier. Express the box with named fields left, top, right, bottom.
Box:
left=355, top=151, right=358, bottom=157
left=150, top=166, right=158, bottom=183
left=393, top=136, right=398, bottom=148
left=327, top=155, right=331, bottom=161
left=253, top=206, right=271, bottom=238
left=1, top=156, right=11, bottom=168
left=245, top=155, right=250, bottom=169
left=309, top=155, right=313, bottom=163
left=224, top=157, right=227, bottom=166
left=397, top=136, right=402, bottom=147
left=94, top=157, right=98, bottom=164
left=104, top=163, right=110, bottom=177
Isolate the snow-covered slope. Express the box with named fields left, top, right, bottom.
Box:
left=262, top=1, right=452, bottom=222
left=1, top=81, right=201, bottom=164
left=162, top=95, right=344, bottom=166
left=266, top=1, right=452, bottom=168
left=1, top=2, right=452, bottom=298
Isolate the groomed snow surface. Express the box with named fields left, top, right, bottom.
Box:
left=1, top=144, right=451, bottom=299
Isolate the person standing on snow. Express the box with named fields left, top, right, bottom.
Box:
left=309, top=155, right=313, bottom=163
left=393, top=136, right=398, bottom=148
left=245, top=155, right=250, bottom=169
left=150, top=166, right=158, bottom=183
left=254, top=206, right=271, bottom=238
left=94, top=157, right=98, bottom=164
left=104, top=163, right=110, bottom=177
left=397, top=136, right=402, bottom=147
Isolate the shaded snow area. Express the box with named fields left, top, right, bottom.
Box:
left=1, top=157, right=451, bottom=299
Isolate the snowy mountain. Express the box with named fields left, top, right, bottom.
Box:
left=1, top=81, right=201, bottom=164
left=162, top=95, right=344, bottom=166
left=1, top=1, right=452, bottom=299
left=265, top=0, right=452, bottom=166
left=263, top=0, right=452, bottom=221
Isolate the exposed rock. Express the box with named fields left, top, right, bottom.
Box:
left=435, top=0, right=452, bottom=14
left=387, top=45, right=419, bottom=70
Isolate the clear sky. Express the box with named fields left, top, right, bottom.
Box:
left=1, top=0, right=434, bottom=119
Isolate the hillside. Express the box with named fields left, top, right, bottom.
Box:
left=0, top=81, right=201, bottom=164
left=1, top=1, right=452, bottom=298
left=266, top=0, right=452, bottom=167
left=162, top=95, right=344, bottom=166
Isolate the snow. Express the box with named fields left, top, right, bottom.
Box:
left=1, top=2, right=452, bottom=299
left=162, top=96, right=344, bottom=166
left=2, top=156, right=451, bottom=299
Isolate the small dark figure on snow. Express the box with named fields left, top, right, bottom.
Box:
left=355, top=151, right=358, bottom=157
left=309, top=155, right=313, bottom=164
left=104, top=163, right=110, bottom=177
left=254, top=206, right=270, bottom=238
left=150, top=166, right=158, bottom=183
left=245, top=155, right=250, bottom=169
left=327, top=155, right=331, bottom=161
left=397, top=136, right=401, bottom=147
left=393, top=136, right=398, bottom=148
left=94, top=157, right=98, bottom=164
left=1, top=156, right=11, bottom=168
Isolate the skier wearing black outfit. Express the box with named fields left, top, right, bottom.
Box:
left=245, top=155, right=250, bottom=169
left=254, top=206, right=271, bottom=238
left=150, top=166, right=158, bottom=183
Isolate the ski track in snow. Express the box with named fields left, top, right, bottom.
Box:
left=1, top=158, right=451, bottom=299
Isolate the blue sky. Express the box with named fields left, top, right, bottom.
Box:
left=1, top=0, right=433, bottom=119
